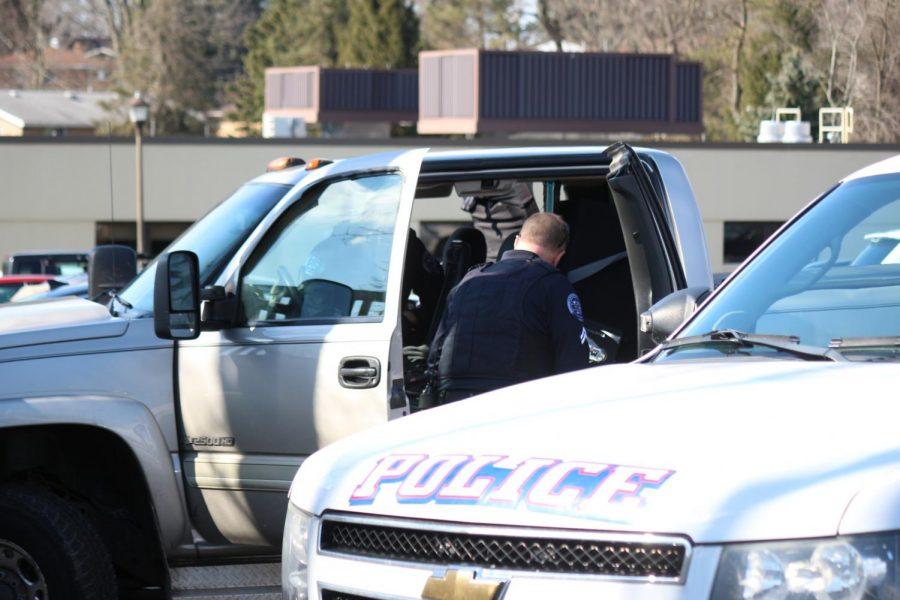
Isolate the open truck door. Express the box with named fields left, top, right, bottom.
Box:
left=174, top=149, right=427, bottom=550
left=601, top=142, right=688, bottom=355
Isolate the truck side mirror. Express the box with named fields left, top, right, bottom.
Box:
left=639, top=286, right=711, bottom=346
left=154, top=251, right=201, bottom=340
left=89, top=245, right=137, bottom=300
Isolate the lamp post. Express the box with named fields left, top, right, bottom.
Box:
left=129, top=92, right=149, bottom=259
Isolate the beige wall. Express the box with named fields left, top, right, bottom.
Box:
left=0, top=138, right=897, bottom=271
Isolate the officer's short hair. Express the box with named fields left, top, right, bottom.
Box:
left=520, top=213, right=570, bottom=251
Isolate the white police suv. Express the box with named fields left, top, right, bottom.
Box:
left=283, top=155, right=900, bottom=599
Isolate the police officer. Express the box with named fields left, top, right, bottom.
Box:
left=427, top=213, right=590, bottom=403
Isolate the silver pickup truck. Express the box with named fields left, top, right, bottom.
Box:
left=0, top=143, right=711, bottom=599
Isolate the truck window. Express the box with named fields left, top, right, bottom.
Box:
left=240, top=173, right=403, bottom=323
left=118, top=182, right=289, bottom=314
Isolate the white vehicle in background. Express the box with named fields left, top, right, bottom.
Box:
left=283, top=155, right=900, bottom=600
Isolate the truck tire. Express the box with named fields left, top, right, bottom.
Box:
left=0, top=484, right=117, bottom=600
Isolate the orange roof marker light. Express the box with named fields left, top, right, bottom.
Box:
left=266, top=157, right=305, bottom=172
left=305, top=158, right=334, bottom=171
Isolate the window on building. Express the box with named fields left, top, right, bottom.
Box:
left=96, top=221, right=193, bottom=258
left=724, top=221, right=784, bottom=264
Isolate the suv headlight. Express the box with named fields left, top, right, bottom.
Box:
left=711, top=535, right=894, bottom=599
left=282, top=503, right=313, bottom=600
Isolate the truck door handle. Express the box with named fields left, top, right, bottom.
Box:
left=339, top=357, right=381, bottom=389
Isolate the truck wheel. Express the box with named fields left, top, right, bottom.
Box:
left=0, top=484, right=116, bottom=600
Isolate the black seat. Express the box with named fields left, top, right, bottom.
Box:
left=497, top=231, right=517, bottom=260
left=427, top=227, right=487, bottom=342
left=441, top=227, right=487, bottom=287
left=558, top=183, right=637, bottom=361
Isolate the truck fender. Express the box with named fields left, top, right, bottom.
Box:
left=0, top=394, right=187, bottom=551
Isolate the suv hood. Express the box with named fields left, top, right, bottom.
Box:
left=292, top=361, right=900, bottom=543
left=0, top=297, right=127, bottom=352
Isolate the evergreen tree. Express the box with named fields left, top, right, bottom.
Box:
left=730, top=1, right=823, bottom=140
left=766, top=50, right=823, bottom=121
left=337, top=0, right=419, bottom=68
left=231, top=0, right=347, bottom=127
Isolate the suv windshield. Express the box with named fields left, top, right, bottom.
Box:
left=118, top=182, right=290, bottom=315
left=661, top=172, right=900, bottom=362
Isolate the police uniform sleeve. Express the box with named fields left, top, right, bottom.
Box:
left=426, top=284, right=455, bottom=374
left=544, top=275, right=591, bottom=374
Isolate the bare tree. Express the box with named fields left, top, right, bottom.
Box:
left=812, top=0, right=868, bottom=107
left=0, top=0, right=70, bottom=87
left=536, top=0, right=565, bottom=50
left=806, top=0, right=900, bottom=141
left=88, top=0, right=142, bottom=56
left=546, top=0, right=710, bottom=54
left=856, top=0, right=900, bottom=140
left=710, top=0, right=750, bottom=120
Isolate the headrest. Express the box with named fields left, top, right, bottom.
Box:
left=443, top=227, right=487, bottom=267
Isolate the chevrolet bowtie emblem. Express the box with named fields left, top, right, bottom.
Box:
left=422, top=569, right=505, bottom=600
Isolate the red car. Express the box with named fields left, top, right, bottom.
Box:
left=0, top=275, right=60, bottom=304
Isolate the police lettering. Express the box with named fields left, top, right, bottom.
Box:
left=349, top=453, right=673, bottom=515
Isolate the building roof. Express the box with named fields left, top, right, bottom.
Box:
left=0, top=89, right=118, bottom=129
left=0, top=47, right=114, bottom=70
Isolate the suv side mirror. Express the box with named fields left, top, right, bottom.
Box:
left=89, top=245, right=137, bottom=300
left=639, top=286, right=711, bottom=346
left=154, top=251, right=201, bottom=340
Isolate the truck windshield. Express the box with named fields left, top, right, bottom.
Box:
left=660, top=172, right=900, bottom=362
left=118, top=182, right=290, bottom=315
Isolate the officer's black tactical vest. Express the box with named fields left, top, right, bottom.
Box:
left=437, top=255, right=558, bottom=393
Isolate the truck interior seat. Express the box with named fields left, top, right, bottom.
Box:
left=558, top=182, right=638, bottom=362
left=497, top=232, right=517, bottom=260
left=442, top=226, right=487, bottom=281
left=427, top=227, right=487, bottom=342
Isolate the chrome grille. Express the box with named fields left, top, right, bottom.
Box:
left=319, top=515, right=687, bottom=579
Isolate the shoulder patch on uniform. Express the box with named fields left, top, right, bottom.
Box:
left=567, top=293, right=584, bottom=322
